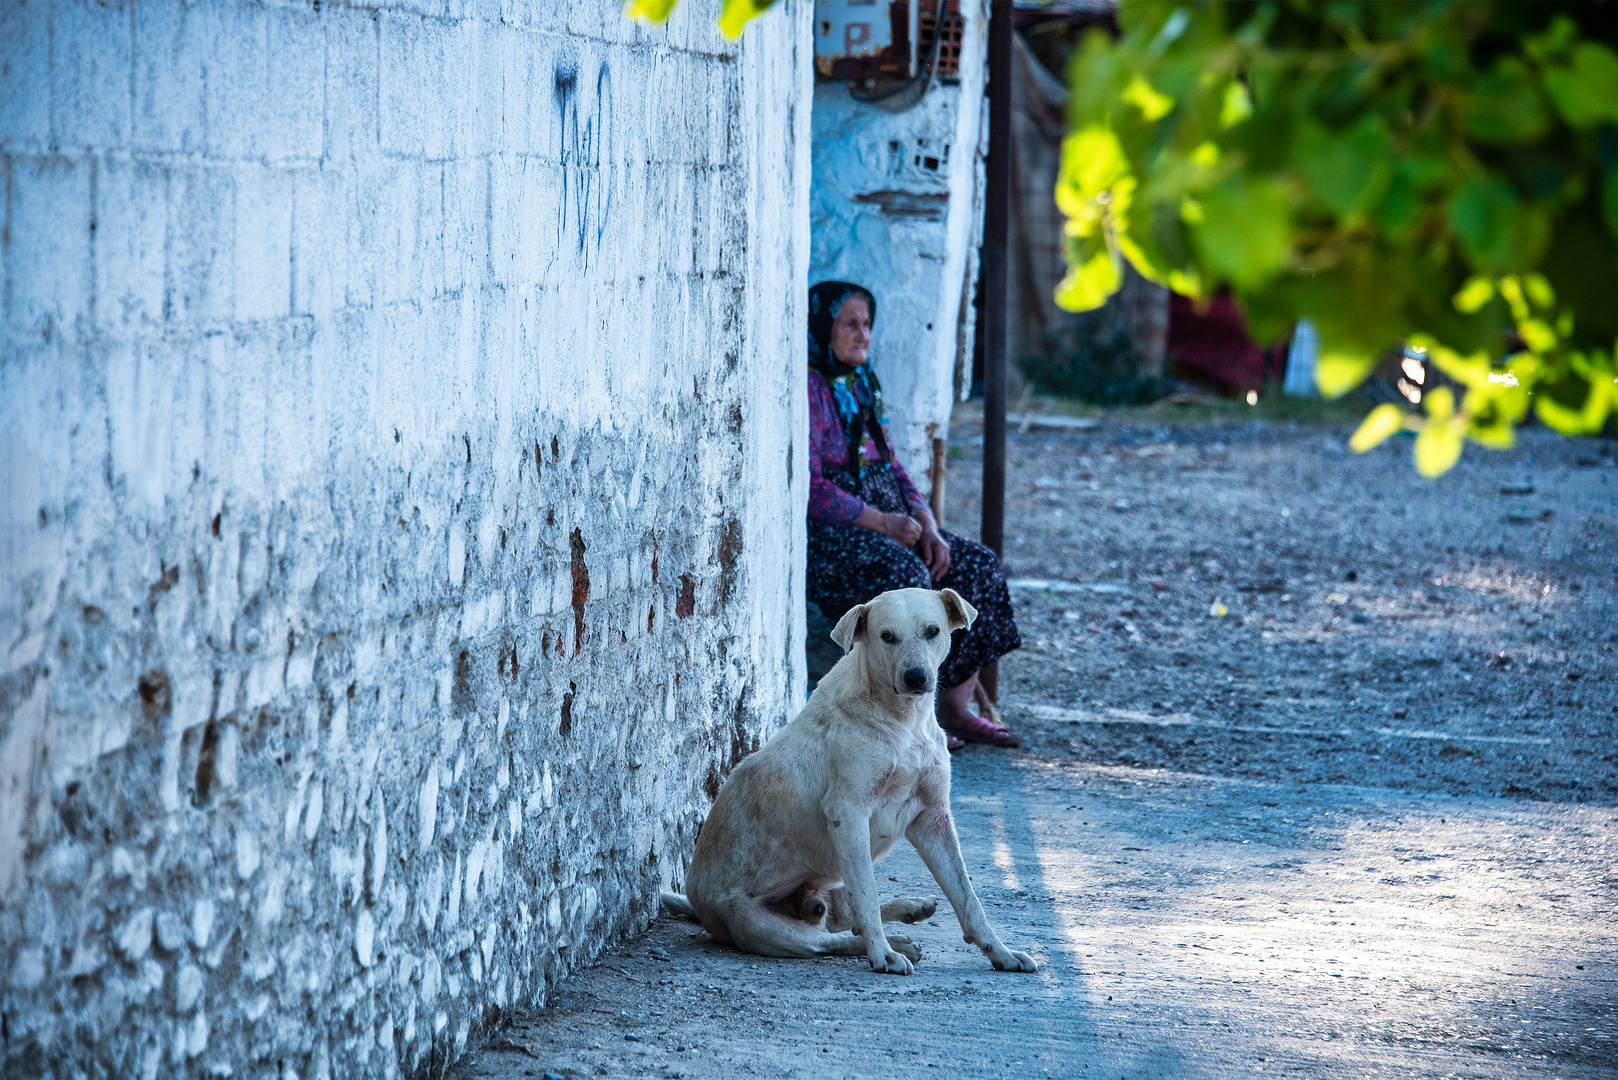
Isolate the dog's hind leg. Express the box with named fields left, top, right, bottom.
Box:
left=822, top=887, right=938, bottom=932
left=721, top=898, right=922, bottom=963
left=881, top=895, right=938, bottom=924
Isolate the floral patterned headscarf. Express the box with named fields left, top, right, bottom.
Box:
left=807, top=281, right=890, bottom=477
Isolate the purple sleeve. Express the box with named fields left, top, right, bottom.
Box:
left=807, top=375, right=866, bottom=524
left=886, top=451, right=927, bottom=514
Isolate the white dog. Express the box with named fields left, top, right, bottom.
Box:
left=661, top=587, right=1037, bottom=976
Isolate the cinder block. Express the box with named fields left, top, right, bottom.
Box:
left=133, top=1, right=206, bottom=153
left=516, top=157, right=563, bottom=286
left=233, top=167, right=293, bottom=323
left=602, top=44, right=651, bottom=170
left=375, top=166, right=423, bottom=306
left=291, top=166, right=339, bottom=320
left=439, top=158, right=483, bottom=297
left=502, top=26, right=544, bottom=158
left=105, top=339, right=181, bottom=515
left=6, top=157, right=92, bottom=343
left=205, top=5, right=269, bottom=160
left=93, top=157, right=167, bottom=334
left=467, top=17, right=506, bottom=160
left=417, top=164, right=448, bottom=299
left=50, top=0, right=133, bottom=150
left=380, top=13, right=457, bottom=160
left=266, top=5, right=324, bottom=161
left=166, top=167, right=236, bottom=327
left=324, top=9, right=380, bottom=164
left=343, top=173, right=382, bottom=312
left=484, top=155, right=520, bottom=289
left=0, top=4, right=52, bottom=150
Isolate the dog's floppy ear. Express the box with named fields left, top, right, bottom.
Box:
left=938, top=588, right=977, bottom=632
left=830, top=604, right=870, bottom=654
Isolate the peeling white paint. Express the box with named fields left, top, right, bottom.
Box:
left=0, top=3, right=810, bottom=1078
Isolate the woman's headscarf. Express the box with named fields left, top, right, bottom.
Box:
left=808, top=281, right=890, bottom=477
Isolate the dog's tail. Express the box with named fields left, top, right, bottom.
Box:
left=659, top=891, right=699, bottom=921
left=660, top=893, right=698, bottom=919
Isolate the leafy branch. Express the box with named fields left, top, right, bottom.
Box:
left=624, top=0, right=778, bottom=38
left=1056, top=0, right=1617, bottom=475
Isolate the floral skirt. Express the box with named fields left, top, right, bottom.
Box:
left=806, top=462, right=1020, bottom=689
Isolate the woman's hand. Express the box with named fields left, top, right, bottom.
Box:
left=855, top=506, right=923, bottom=547
left=916, top=525, right=951, bottom=582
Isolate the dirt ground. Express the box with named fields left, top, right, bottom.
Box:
left=962, top=411, right=1618, bottom=804
left=450, top=412, right=1617, bottom=1080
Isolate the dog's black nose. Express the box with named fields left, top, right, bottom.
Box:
left=903, top=666, right=929, bottom=692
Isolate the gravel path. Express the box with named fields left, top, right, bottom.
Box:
left=452, top=416, right=1617, bottom=1080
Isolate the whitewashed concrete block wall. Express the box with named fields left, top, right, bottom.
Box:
left=808, top=0, right=989, bottom=491
left=0, top=2, right=811, bottom=1076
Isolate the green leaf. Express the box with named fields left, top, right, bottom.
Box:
left=1348, top=404, right=1406, bottom=453
left=1057, top=127, right=1131, bottom=209
left=1535, top=357, right=1615, bottom=434
left=1122, top=75, right=1175, bottom=121
left=1604, top=167, right=1618, bottom=236
left=1452, top=277, right=1494, bottom=314
left=1192, top=176, right=1291, bottom=289
left=1424, top=384, right=1456, bottom=422
left=1464, top=58, right=1549, bottom=144
left=717, top=0, right=777, bottom=38
left=1054, top=248, right=1121, bottom=313
left=623, top=0, right=678, bottom=21
left=1297, top=117, right=1392, bottom=216
left=1414, top=418, right=1465, bottom=478
left=1315, top=349, right=1375, bottom=399
left=1543, top=43, right=1618, bottom=128
left=1220, top=81, right=1252, bottom=127
left=1446, top=177, right=1549, bottom=273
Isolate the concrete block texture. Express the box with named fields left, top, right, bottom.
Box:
left=0, top=2, right=812, bottom=1078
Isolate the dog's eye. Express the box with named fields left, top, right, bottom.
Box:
left=879, top=630, right=897, bottom=644
left=925, top=625, right=940, bottom=639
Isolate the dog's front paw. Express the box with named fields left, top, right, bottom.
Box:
left=868, top=943, right=915, bottom=975
left=986, top=944, right=1038, bottom=973
left=884, top=935, right=923, bottom=962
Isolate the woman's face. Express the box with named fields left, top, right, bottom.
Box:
left=830, top=296, right=872, bottom=367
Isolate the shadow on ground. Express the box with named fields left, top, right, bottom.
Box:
left=451, top=419, right=1617, bottom=1080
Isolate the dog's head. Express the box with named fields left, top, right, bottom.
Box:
left=830, top=587, right=977, bottom=699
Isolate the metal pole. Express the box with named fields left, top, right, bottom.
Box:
left=980, top=0, right=1011, bottom=560
left=979, top=0, right=1013, bottom=705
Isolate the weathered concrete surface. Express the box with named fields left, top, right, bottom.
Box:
left=0, top=2, right=811, bottom=1077
left=449, top=417, right=1616, bottom=1079
left=808, top=1, right=989, bottom=487
left=451, top=756, right=1616, bottom=1080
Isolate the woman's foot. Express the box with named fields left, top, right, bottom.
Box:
left=941, top=709, right=1020, bottom=748
left=945, top=731, right=966, bottom=753
left=936, top=673, right=1020, bottom=748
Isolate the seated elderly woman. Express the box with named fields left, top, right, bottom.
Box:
left=804, top=280, right=1020, bottom=749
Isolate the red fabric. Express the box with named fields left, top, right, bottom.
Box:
left=1166, top=291, right=1284, bottom=392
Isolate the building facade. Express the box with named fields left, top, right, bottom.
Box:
left=0, top=2, right=811, bottom=1076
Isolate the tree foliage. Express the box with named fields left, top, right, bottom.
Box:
left=1057, top=0, right=1618, bottom=475
left=624, top=0, right=777, bottom=38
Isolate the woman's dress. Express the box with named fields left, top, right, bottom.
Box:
left=804, top=372, right=1020, bottom=689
